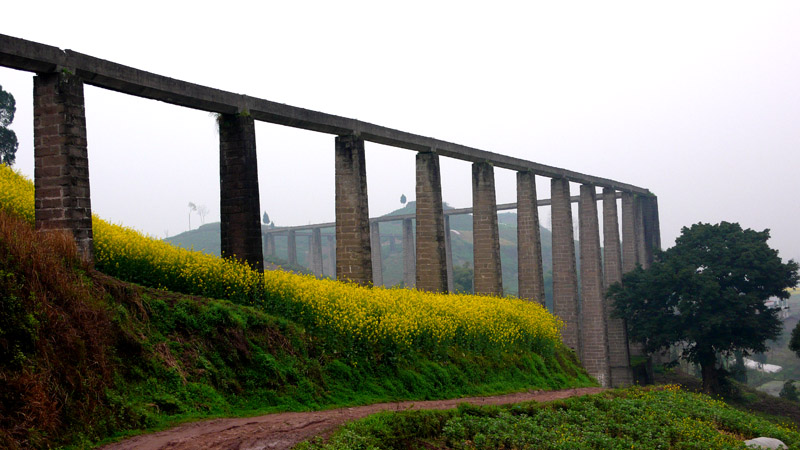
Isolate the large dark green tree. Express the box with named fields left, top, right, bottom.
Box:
left=608, top=222, right=798, bottom=393
left=0, top=84, right=18, bottom=165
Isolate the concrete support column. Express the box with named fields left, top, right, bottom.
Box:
left=621, top=192, right=649, bottom=378
left=402, top=218, right=416, bottom=288
left=472, top=162, right=503, bottom=296
left=415, top=152, right=448, bottom=292
left=287, top=230, right=297, bottom=266
left=516, top=171, right=546, bottom=305
left=416, top=152, right=447, bottom=292
left=551, top=177, right=579, bottom=352
left=335, top=134, right=372, bottom=285
left=603, top=188, right=633, bottom=387
left=326, top=235, right=336, bottom=277
left=634, top=196, right=649, bottom=269
left=579, top=185, right=611, bottom=387
left=219, top=113, right=263, bottom=271
left=641, top=196, right=661, bottom=267
left=370, top=222, right=384, bottom=286
left=311, top=228, right=323, bottom=276
left=621, top=192, right=639, bottom=273
left=264, top=232, right=276, bottom=257
left=33, top=72, right=93, bottom=260
left=444, top=215, right=455, bottom=293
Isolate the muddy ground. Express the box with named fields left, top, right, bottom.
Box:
left=101, top=387, right=605, bottom=450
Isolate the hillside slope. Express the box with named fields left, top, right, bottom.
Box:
left=0, top=209, right=593, bottom=449
left=0, top=165, right=593, bottom=448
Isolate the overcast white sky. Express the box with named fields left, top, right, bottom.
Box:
left=2, top=1, right=799, bottom=261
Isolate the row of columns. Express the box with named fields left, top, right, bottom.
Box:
left=32, top=72, right=659, bottom=389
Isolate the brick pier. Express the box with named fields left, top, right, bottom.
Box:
left=551, top=177, right=579, bottom=352
left=33, top=72, right=93, bottom=260
left=334, top=134, right=372, bottom=285
left=579, top=184, right=611, bottom=387
left=472, top=162, right=503, bottom=296
left=603, top=187, right=633, bottom=387
left=516, top=171, right=546, bottom=304
left=415, top=152, right=448, bottom=292
left=219, top=114, right=263, bottom=271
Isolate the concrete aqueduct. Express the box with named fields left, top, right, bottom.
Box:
left=0, top=34, right=660, bottom=388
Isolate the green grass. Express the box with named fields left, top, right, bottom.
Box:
left=297, top=386, right=800, bottom=449
left=0, top=208, right=593, bottom=449
left=91, top=280, right=595, bottom=448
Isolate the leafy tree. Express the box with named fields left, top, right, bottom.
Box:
left=262, top=211, right=270, bottom=225
left=608, top=222, right=798, bottom=393
left=781, top=380, right=800, bottom=402
left=0, top=84, right=18, bottom=165
left=400, top=194, right=407, bottom=205
left=788, top=321, right=800, bottom=358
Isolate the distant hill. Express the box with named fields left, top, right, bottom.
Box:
left=164, top=202, right=560, bottom=304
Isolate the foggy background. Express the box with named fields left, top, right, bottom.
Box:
left=1, top=1, right=798, bottom=262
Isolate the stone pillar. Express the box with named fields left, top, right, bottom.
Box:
left=370, top=222, right=384, bottom=286
left=311, top=228, right=323, bottom=276
left=603, top=188, right=633, bottom=387
left=622, top=192, right=649, bottom=380
left=516, top=171, right=546, bottom=305
left=551, top=177, right=579, bottom=352
left=472, top=162, right=503, bottom=296
left=219, top=113, right=263, bottom=271
left=402, top=218, right=416, bottom=288
left=287, top=230, right=297, bottom=266
left=621, top=192, right=639, bottom=273
left=335, top=134, right=372, bottom=285
left=444, top=215, right=455, bottom=293
left=415, top=152, right=448, bottom=292
left=634, top=196, right=649, bottom=269
left=641, top=196, right=661, bottom=267
left=579, top=185, right=611, bottom=387
left=33, top=72, right=93, bottom=260
left=265, top=233, right=276, bottom=257
left=326, top=235, right=336, bottom=277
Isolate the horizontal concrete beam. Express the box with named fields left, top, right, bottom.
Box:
left=264, top=192, right=622, bottom=234
left=0, top=34, right=651, bottom=195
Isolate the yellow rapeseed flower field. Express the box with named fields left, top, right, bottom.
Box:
left=0, top=164, right=563, bottom=358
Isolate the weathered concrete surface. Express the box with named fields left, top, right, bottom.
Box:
left=287, top=230, right=297, bottom=266
left=579, top=185, right=611, bottom=387
left=326, top=235, right=336, bottom=277
left=602, top=188, right=632, bottom=387
left=219, top=114, right=263, bottom=271
left=634, top=196, right=649, bottom=270
left=0, top=33, right=651, bottom=195
left=310, top=228, right=323, bottom=276
left=33, top=72, right=93, bottom=260
left=472, top=162, right=503, bottom=296
left=415, top=152, right=448, bottom=293
left=261, top=195, right=599, bottom=233
left=370, top=222, right=383, bottom=286
left=516, top=171, right=545, bottom=305
left=264, top=232, right=275, bottom=257
left=641, top=196, right=661, bottom=267
left=402, top=218, right=416, bottom=288
left=621, top=192, right=639, bottom=273
left=335, top=135, right=372, bottom=285
left=551, top=177, right=579, bottom=353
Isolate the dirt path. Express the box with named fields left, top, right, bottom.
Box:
left=100, top=387, right=605, bottom=450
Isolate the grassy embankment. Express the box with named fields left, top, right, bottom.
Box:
left=0, top=164, right=592, bottom=449
left=297, top=385, right=800, bottom=449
